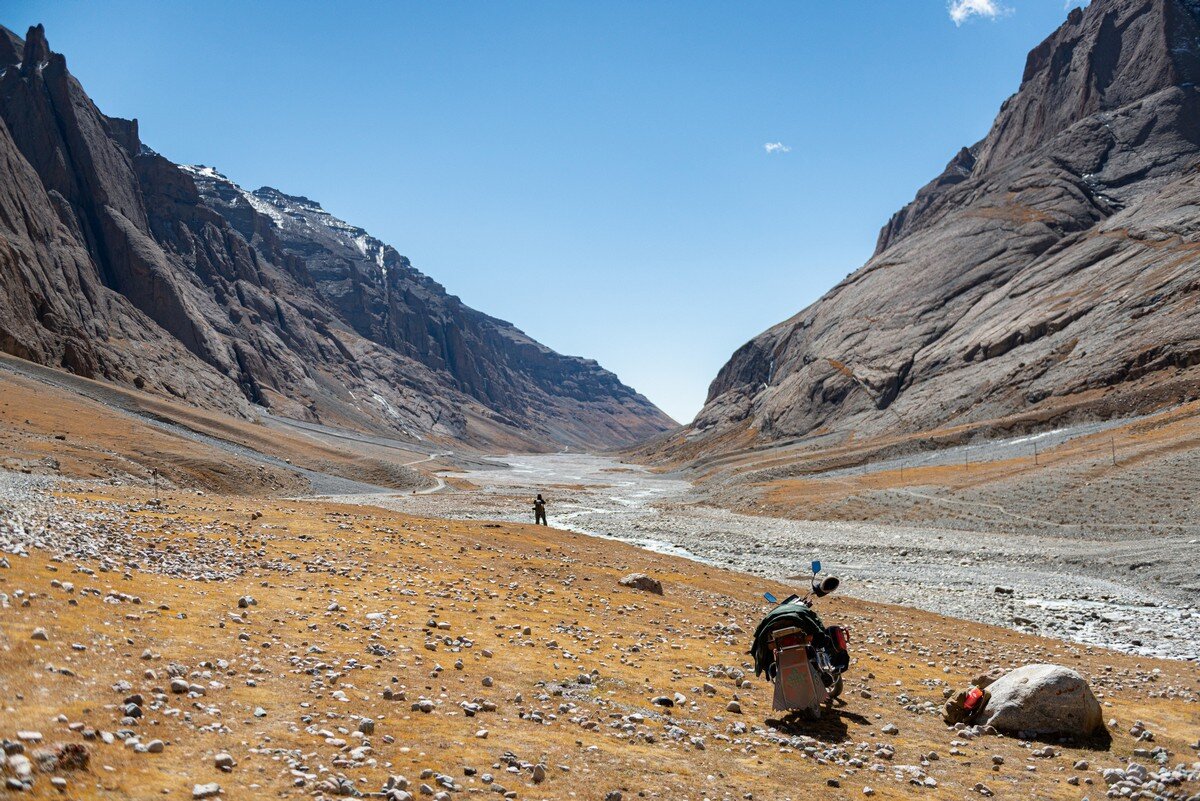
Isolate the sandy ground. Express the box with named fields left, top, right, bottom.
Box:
left=321, top=453, right=1200, bottom=662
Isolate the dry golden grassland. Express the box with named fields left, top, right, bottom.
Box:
left=2, top=486, right=1197, bottom=800
left=0, top=369, right=303, bottom=495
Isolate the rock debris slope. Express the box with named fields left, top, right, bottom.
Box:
left=0, top=24, right=672, bottom=449
left=680, top=0, right=1200, bottom=451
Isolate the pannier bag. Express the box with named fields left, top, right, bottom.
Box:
left=826, top=625, right=851, bottom=671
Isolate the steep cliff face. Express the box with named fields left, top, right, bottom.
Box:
left=0, top=24, right=248, bottom=413
left=183, top=169, right=673, bottom=445
left=686, top=0, right=1200, bottom=449
left=0, top=25, right=673, bottom=449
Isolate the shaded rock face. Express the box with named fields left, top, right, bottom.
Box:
left=684, top=0, right=1200, bottom=448
left=0, top=25, right=244, bottom=412
left=0, top=25, right=673, bottom=449
left=185, top=170, right=674, bottom=445
left=981, top=664, right=1102, bottom=738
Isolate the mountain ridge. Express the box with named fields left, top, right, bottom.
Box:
left=0, top=23, right=674, bottom=450
left=657, top=0, right=1200, bottom=459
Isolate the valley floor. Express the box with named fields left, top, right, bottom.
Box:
left=1, top=358, right=1199, bottom=798
left=1, top=472, right=1198, bottom=801
left=319, top=452, right=1200, bottom=662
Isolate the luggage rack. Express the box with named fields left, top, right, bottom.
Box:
left=768, top=625, right=812, bottom=652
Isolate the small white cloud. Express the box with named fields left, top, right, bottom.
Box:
left=763, top=142, right=791, bottom=154
left=949, top=0, right=1009, bottom=25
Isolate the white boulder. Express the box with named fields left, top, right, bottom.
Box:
left=981, top=664, right=1102, bottom=737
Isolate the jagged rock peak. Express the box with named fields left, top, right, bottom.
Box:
left=254, top=186, right=322, bottom=210
left=876, top=0, right=1200, bottom=256
left=20, top=24, right=51, bottom=72
left=0, top=25, right=23, bottom=67
left=0, top=26, right=674, bottom=449
left=973, top=0, right=1200, bottom=175
left=671, top=0, right=1200, bottom=457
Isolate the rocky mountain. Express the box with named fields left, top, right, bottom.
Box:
left=676, top=0, right=1200, bottom=452
left=0, top=24, right=673, bottom=449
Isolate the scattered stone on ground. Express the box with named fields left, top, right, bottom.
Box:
left=0, top=468, right=1197, bottom=800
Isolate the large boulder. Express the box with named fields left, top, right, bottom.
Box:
left=618, top=573, right=663, bottom=595
left=980, top=664, right=1102, bottom=738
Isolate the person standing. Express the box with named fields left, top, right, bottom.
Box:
left=533, top=493, right=547, bottom=526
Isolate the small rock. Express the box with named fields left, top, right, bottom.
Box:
left=618, top=573, right=663, bottom=595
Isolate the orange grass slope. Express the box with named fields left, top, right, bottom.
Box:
left=1, top=486, right=1197, bottom=800
left=0, top=364, right=304, bottom=495
left=0, top=355, right=442, bottom=495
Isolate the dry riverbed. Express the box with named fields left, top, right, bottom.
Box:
left=323, top=454, right=1200, bottom=662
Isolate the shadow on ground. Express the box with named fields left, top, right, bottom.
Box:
left=765, top=707, right=870, bottom=742
left=1022, top=726, right=1114, bottom=752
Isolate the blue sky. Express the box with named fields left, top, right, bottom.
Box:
left=5, top=1, right=1082, bottom=423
